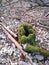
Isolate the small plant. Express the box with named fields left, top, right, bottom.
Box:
left=17, top=22, right=36, bottom=45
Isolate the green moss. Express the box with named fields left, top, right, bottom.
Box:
left=20, top=36, right=27, bottom=44
left=27, top=34, right=36, bottom=45
left=17, top=26, right=25, bottom=42
left=17, top=22, right=49, bottom=56
left=24, top=44, right=49, bottom=56
left=17, top=22, right=36, bottom=45
left=39, top=48, right=49, bottom=56
left=24, top=44, right=39, bottom=53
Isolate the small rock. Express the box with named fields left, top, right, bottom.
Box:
left=19, top=61, right=31, bottom=65
left=34, top=55, right=44, bottom=61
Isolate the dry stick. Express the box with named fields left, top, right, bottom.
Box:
left=1, top=23, right=17, bottom=38
left=2, top=27, right=33, bottom=65
left=32, top=22, right=49, bottom=29
left=37, top=24, right=49, bottom=29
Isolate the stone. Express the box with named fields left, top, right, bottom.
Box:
left=34, top=55, right=44, bottom=61
left=19, top=61, right=31, bottom=65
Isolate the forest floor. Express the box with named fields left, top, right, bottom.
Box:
left=0, top=1, right=49, bottom=65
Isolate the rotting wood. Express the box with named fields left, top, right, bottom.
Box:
left=2, top=26, right=33, bottom=65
